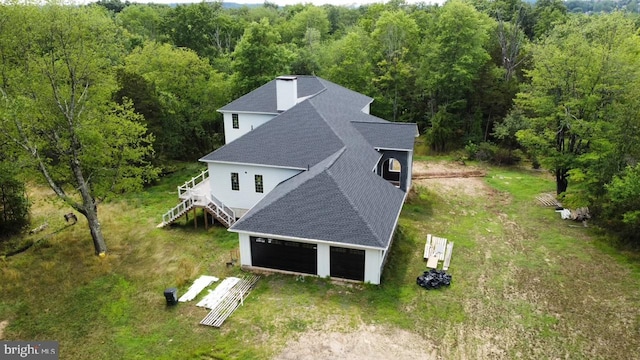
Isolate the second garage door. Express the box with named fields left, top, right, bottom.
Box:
left=330, top=246, right=365, bottom=281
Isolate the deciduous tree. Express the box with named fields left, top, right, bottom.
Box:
left=418, top=0, right=493, bottom=150
left=0, top=4, right=157, bottom=255
left=231, top=18, right=292, bottom=96
left=122, top=42, right=229, bottom=159
left=515, top=14, right=640, bottom=195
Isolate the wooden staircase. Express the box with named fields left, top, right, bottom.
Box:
left=157, top=171, right=236, bottom=228
left=202, top=196, right=235, bottom=228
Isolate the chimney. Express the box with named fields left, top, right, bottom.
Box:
left=276, top=76, right=297, bottom=112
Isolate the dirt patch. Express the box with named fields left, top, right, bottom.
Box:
left=412, top=160, right=489, bottom=198
left=0, top=320, right=8, bottom=340
left=412, top=160, right=485, bottom=179
left=274, top=324, right=437, bottom=360
left=414, top=177, right=491, bottom=199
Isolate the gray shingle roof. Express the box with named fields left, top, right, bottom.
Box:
left=352, top=122, right=418, bottom=150
left=218, top=76, right=325, bottom=113
left=200, top=101, right=344, bottom=169
left=208, top=76, right=416, bottom=249
left=230, top=149, right=405, bottom=248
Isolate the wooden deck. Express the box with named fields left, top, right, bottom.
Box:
left=158, top=170, right=236, bottom=229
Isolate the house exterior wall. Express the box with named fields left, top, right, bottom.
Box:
left=221, top=112, right=276, bottom=144
left=234, top=230, right=385, bottom=285
left=206, top=162, right=301, bottom=212
left=365, top=249, right=383, bottom=284
left=377, top=150, right=413, bottom=192
left=317, top=243, right=330, bottom=277
left=239, top=233, right=252, bottom=266
left=407, top=152, right=414, bottom=190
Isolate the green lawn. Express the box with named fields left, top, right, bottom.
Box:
left=1, top=160, right=638, bottom=359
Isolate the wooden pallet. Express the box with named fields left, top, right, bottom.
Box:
left=424, top=234, right=454, bottom=270
left=424, top=234, right=447, bottom=260
left=536, top=193, right=560, bottom=207
left=200, top=275, right=260, bottom=328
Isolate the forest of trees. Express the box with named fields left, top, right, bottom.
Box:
left=1, top=0, right=639, bottom=250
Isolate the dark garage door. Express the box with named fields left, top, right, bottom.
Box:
left=250, top=237, right=317, bottom=275
left=330, top=247, right=365, bottom=281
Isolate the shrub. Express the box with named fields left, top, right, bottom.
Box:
left=0, top=164, right=30, bottom=239
left=465, top=142, right=521, bottom=165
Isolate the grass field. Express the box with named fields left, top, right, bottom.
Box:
left=1, top=159, right=639, bottom=359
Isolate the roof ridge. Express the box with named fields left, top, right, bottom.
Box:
left=298, top=86, right=327, bottom=104
left=350, top=120, right=417, bottom=126
left=308, top=92, right=375, bottom=151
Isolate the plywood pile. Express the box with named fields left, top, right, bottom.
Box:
left=178, top=275, right=219, bottom=302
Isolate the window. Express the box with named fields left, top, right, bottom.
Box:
left=255, top=175, right=263, bottom=193
left=388, top=159, right=401, bottom=172
left=231, top=172, right=239, bottom=191
left=232, top=113, right=239, bottom=129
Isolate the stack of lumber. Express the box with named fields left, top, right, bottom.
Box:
left=199, top=275, right=260, bottom=327
left=536, top=193, right=561, bottom=207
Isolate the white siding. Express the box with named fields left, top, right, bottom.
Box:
left=364, top=249, right=383, bottom=284
left=222, top=112, right=276, bottom=144
left=238, top=233, right=252, bottom=266
left=406, top=150, right=414, bottom=191
left=207, top=162, right=301, bottom=212
left=361, top=103, right=371, bottom=114
left=316, top=243, right=330, bottom=278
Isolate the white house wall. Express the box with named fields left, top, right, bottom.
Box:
left=207, top=162, right=301, bottom=212
left=365, top=249, right=383, bottom=284
left=238, top=233, right=252, bottom=266
left=317, top=243, right=330, bottom=278
left=406, top=150, right=414, bottom=191
left=222, top=112, right=275, bottom=144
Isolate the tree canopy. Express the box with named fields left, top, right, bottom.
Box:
left=0, top=4, right=157, bottom=255
left=1, top=0, right=639, bottom=246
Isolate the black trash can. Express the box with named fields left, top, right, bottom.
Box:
left=164, top=287, right=178, bottom=306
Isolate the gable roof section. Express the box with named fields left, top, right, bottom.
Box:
left=352, top=122, right=418, bottom=150
left=230, top=149, right=406, bottom=248
left=200, top=101, right=344, bottom=169
left=218, top=76, right=325, bottom=113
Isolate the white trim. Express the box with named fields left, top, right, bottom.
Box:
left=229, top=229, right=386, bottom=251
left=199, top=159, right=306, bottom=171
left=373, top=154, right=383, bottom=173
left=374, top=147, right=413, bottom=152
left=381, top=191, right=408, bottom=254
left=218, top=109, right=279, bottom=116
